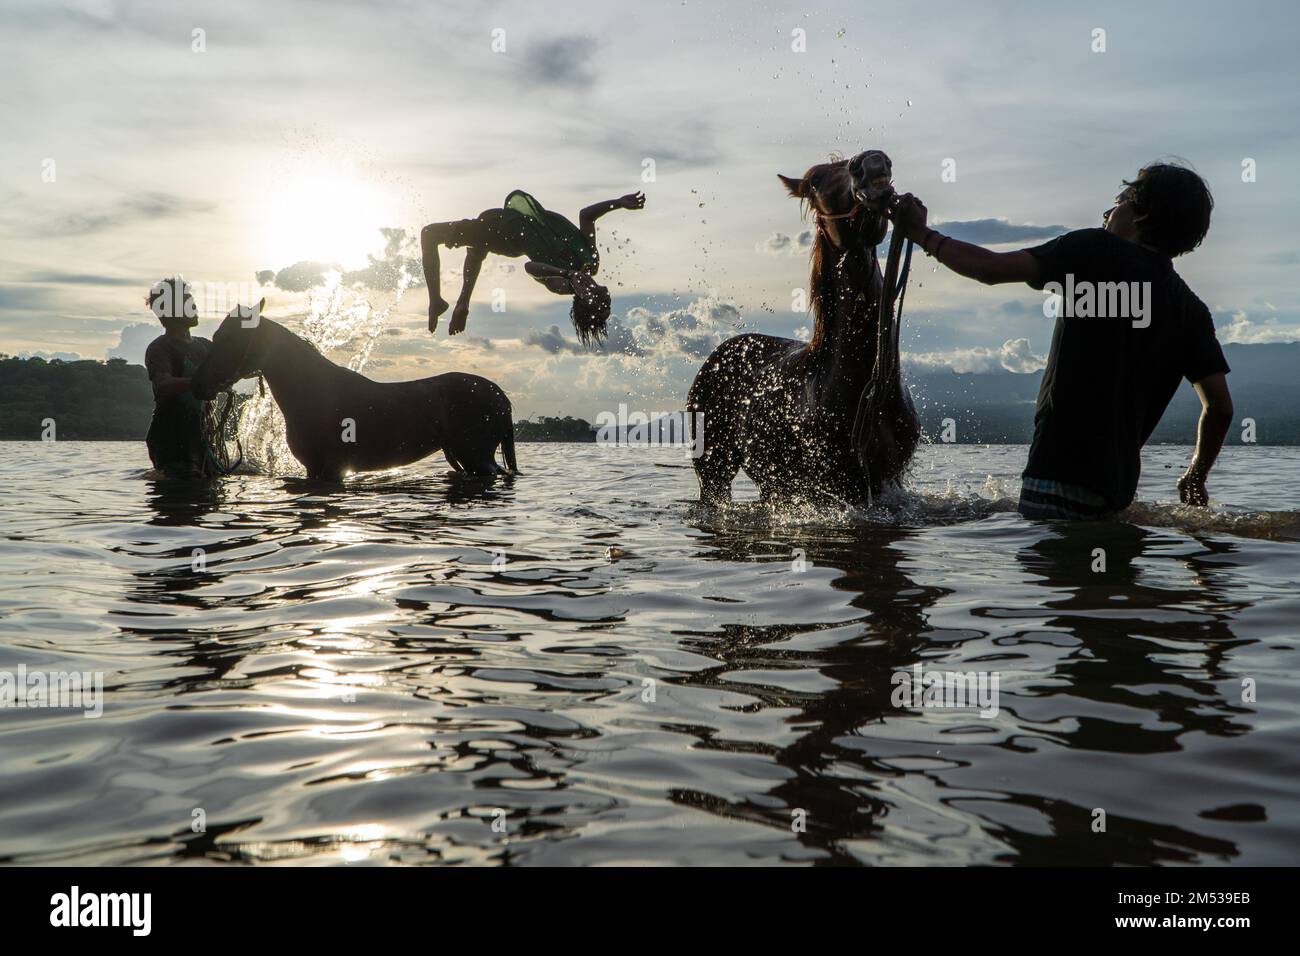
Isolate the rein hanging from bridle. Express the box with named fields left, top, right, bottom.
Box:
left=850, top=216, right=915, bottom=503
left=199, top=320, right=266, bottom=477
left=201, top=387, right=244, bottom=476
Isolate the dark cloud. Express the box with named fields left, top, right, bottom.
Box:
left=21, top=271, right=140, bottom=286
left=524, top=324, right=575, bottom=354
left=934, top=219, right=1068, bottom=245
left=523, top=315, right=641, bottom=356
left=524, top=35, right=598, bottom=88
left=593, top=117, right=721, bottom=168
left=0, top=286, right=62, bottom=311
left=264, top=261, right=341, bottom=292
left=39, top=192, right=214, bottom=237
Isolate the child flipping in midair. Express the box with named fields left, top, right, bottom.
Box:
left=420, top=189, right=645, bottom=343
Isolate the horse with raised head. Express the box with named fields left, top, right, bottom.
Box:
left=687, top=150, right=921, bottom=506
left=191, top=302, right=517, bottom=482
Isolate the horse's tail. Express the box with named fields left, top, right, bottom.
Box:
left=500, top=419, right=518, bottom=474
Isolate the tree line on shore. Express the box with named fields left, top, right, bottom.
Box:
left=4, top=354, right=1297, bottom=444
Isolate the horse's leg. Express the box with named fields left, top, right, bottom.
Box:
left=689, top=362, right=742, bottom=505
left=696, top=441, right=741, bottom=504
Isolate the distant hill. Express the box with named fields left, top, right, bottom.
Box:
left=904, top=341, right=1300, bottom=445
left=1, top=343, right=1297, bottom=443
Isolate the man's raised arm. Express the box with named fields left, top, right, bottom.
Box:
left=888, top=194, right=1042, bottom=286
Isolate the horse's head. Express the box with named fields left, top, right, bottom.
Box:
left=191, top=299, right=270, bottom=400
left=778, top=150, right=893, bottom=250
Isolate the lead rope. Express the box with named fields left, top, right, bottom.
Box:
left=852, top=225, right=915, bottom=506
left=201, top=387, right=245, bottom=476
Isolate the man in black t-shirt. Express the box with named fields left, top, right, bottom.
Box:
left=888, top=162, right=1233, bottom=517
left=142, top=276, right=213, bottom=478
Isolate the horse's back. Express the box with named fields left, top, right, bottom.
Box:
left=413, top=372, right=511, bottom=408
left=689, top=333, right=801, bottom=399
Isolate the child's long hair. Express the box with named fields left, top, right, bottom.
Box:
left=568, top=272, right=611, bottom=346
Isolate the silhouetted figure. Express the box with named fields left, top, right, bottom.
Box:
left=688, top=150, right=919, bottom=506
left=191, top=303, right=516, bottom=482
left=420, top=189, right=645, bottom=342
left=143, top=276, right=213, bottom=478
left=889, top=161, right=1232, bottom=517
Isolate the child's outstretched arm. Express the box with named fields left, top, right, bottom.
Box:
left=579, top=192, right=646, bottom=238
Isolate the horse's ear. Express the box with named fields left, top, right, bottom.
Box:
left=778, top=174, right=805, bottom=198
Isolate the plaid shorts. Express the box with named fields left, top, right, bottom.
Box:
left=1018, top=476, right=1114, bottom=520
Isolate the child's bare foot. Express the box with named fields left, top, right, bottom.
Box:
left=449, top=305, right=469, bottom=335
left=428, top=298, right=450, bottom=333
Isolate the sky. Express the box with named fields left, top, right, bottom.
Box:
left=1, top=0, right=1297, bottom=420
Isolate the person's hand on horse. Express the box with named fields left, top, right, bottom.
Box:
left=888, top=193, right=929, bottom=242
left=1177, top=468, right=1210, bottom=507
left=618, top=192, right=647, bottom=210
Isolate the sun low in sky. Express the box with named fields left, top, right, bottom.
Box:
left=256, top=159, right=401, bottom=271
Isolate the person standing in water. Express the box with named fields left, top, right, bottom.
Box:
left=142, top=276, right=214, bottom=478
left=420, top=189, right=645, bottom=342
left=887, top=161, right=1231, bottom=517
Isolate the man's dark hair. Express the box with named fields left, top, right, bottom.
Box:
left=1124, top=161, right=1213, bottom=257
left=146, top=275, right=197, bottom=324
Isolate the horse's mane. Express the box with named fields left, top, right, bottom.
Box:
left=802, top=153, right=851, bottom=355
left=806, top=222, right=832, bottom=353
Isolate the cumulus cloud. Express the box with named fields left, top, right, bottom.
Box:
left=1221, top=310, right=1300, bottom=344
left=904, top=337, right=1046, bottom=374
left=18, top=349, right=82, bottom=361
left=262, top=260, right=342, bottom=293
left=632, top=298, right=738, bottom=359
left=756, top=230, right=814, bottom=256
left=519, top=296, right=739, bottom=361
left=104, top=319, right=215, bottom=365
left=258, top=228, right=424, bottom=294
left=339, top=228, right=424, bottom=291
left=105, top=322, right=161, bottom=365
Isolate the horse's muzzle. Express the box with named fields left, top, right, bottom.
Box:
left=849, top=150, right=894, bottom=210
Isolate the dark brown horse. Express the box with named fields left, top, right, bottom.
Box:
left=191, top=302, right=516, bottom=481
left=687, top=150, right=921, bottom=507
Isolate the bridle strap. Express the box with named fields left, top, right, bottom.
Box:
left=817, top=204, right=863, bottom=222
